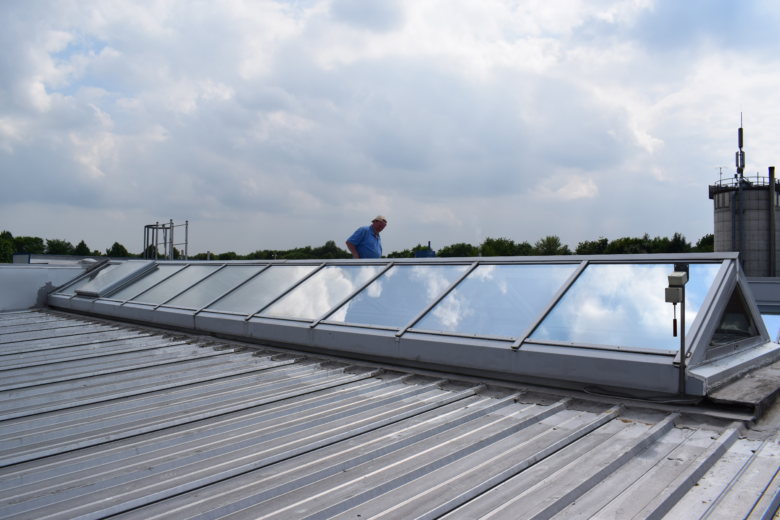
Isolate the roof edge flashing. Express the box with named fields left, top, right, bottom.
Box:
left=688, top=340, right=780, bottom=394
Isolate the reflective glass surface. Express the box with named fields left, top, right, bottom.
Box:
left=164, top=266, right=264, bottom=309
left=710, top=288, right=758, bottom=346
left=530, top=263, right=720, bottom=351
left=108, top=265, right=183, bottom=300
left=328, top=265, right=469, bottom=328
left=261, top=265, right=384, bottom=320
left=414, top=264, right=578, bottom=338
left=72, top=261, right=154, bottom=297
left=762, top=314, right=780, bottom=343
left=207, top=265, right=317, bottom=314
left=130, top=265, right=221, bottom=305
left=60, top=264, right=122, bottom=296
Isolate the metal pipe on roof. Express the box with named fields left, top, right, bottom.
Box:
left=770, top=166, right=776, bottom=277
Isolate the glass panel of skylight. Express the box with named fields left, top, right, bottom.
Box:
left=327, top=265, right=469, bottom=328
left=74, top=261, right=154, bottom=297
left=261, top=265, right=384, bottom=320
left=60, top=263, right=126, bottom=296
left=530, top=263, right=720, bottom=351
left=711, top=287, right=759, bottom=346
left=129, top=265, right=221, bottom=305
left=107, top=264, right=182, bottom=300
left=762, top=314, right=780, bottom=343
left=206, top=265, right=317, bottom=314
left=163, top=266, right=264, bottom=309
left=413, top=264, right=578, bottom=338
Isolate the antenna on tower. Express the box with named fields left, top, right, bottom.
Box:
left=736, top=114, right=745, bottom=179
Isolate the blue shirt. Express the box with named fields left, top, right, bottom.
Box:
left=347, top=225, right=383, bottom=258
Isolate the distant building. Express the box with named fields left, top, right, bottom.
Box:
left=709, top=126, right=779, bottom=278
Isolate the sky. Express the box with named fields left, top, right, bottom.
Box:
left=1, top=0, right=779, bottom=256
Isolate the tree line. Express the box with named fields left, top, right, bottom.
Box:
left=0, top=231, right=135, bottom=262
left=0, top=229, right=714, bottom=263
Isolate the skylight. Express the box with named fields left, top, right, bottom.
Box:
left=529, top=263, right=720, bottom=352
left=48, top=253, right=779, bottom=396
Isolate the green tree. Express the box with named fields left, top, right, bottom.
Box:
left=282, top=248, right=313, bottom=259
left=478, top=237, right=535, bottom=256
left=480, top=237, right=516, bottom=256
left=605, top=235, right=650, bottom=255
left=0, top=234, right=13, bottom=263
left=217, top=251, right=239, bottom=260
left=694, top=233, right=714, bottom=252
left=143, top=245, right=159, bottom=259
left=646, top=235, right=669, bottom=253
left=312, top=240, right=351, bottom=259
left=245, top=249, right=276, bottom=260
left=106, top=242, right=131, bottom=257
left=73, top=240, right=92, bottom=256
left=46, top=238, right=75, bottom=255
left=575, top=237, right=609, bottom=255
left=515, top=241, right=535, bottom=255
left=387, top=243, right=438, bottom=258
left=13, top=236, right=45, bottom=254
left=437, top=242, right=479, bottom=257
left=667, top=232, right=691, bottom=253
left=387, top=248, right=414, bottom=258
left=533, top=235, right=571, bottom=255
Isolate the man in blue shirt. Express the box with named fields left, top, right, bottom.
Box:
left=346, top=215, right=387, bottom=259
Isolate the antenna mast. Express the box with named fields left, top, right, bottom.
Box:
left=736, top=113, right=745, bottom=179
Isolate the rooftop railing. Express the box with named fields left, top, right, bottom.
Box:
left=710, top=173, right=779, bottom=190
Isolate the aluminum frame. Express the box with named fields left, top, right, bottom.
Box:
left=46, top=253, right=780, bottom=396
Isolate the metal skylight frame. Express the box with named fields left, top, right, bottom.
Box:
left=244, top=262, right=328, bottom=321
left=59, top=256, right=735, bottom=354
left=395, top=261, right=481, bottom=338
left=152, top=264, right=229, bottom=310
left=193, top=264, right=272, bottom=316
left=46, top=252, right=780, bottom=396
left=309, top=262, right=395, bottom=328
left=73, top=260, right=156, bottom=298
left=54, top=259, right=127, bottom=299
left=109, top=263, right=189, bottom=305
left=401, top=260, right=583, bottom=341
left=516, top=260, right=727, bottom=358
left=510, top=260, right=589, bottom=350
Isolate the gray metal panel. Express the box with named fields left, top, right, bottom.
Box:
left=687, top=259, right=735, bottom=367
left=1, top=310, right=779, bottom=520
left=749, top=277, right=780, bottom=313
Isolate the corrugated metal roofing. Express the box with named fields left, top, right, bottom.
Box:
left=1, top=309, right=779, bottom=519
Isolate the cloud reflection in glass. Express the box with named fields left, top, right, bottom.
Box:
left=530, top=263, right=720, bottom=350
left=328, top=265, right=469, bottom=327
left=414, top=264, right=578, bottom=338
left=261, top=265, right=384, bottom=320
left=204, top=265, right=317, bottom=314
left=130, top=265, right=221, bottom=305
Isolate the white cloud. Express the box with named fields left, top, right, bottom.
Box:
left=1, top=0, right=778, bottom=255
left=534, top=173, right=599, bottom=200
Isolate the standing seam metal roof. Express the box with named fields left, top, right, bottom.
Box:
left=1, top=309, right=779, bottom=519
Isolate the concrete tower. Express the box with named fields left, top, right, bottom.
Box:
left=708, top=125, right=779, bottom=277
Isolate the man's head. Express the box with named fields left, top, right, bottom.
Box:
left=371, top=215, right=387, bottom=233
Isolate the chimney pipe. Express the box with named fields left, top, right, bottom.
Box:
left=770, top=166, right=777, bottom=277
